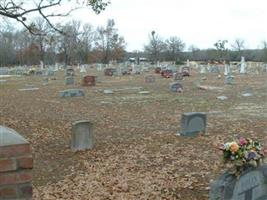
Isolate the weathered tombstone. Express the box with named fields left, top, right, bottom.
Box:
left=82, top=75, right=96, bottom=86
left=200, top=65, right=207, bottom=74
left=240, top=56, right=247, bottom=74
left=80, top=65, right=86, bottom=73
left=170, top=82, right=183, bottom=93
left=145, top=75, right=156, bottom=83
left=210, top=165, right=267, bottom=200
left=70, top=120, right=94, bottom=151
left=59, top=89, right=85, bottom=97
left=65, top=76, right=74, bottom=85
left=173, top=72, right=183, bottom=81
left=178, top=112, right=207, bottom=136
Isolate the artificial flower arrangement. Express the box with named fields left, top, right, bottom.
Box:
left=220, top=137, right=265, bottom=177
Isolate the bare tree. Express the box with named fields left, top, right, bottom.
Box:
left=231, top=38, right=245, bottom=60
left=214, top=40, right=228, bottom=62
left=94, top=19, right=126, bottom=64
left=144, top=31, right=166, bottom=63
left=0, top=0, right=110, bottom=34
left=165, top=36, right=185, bottom=63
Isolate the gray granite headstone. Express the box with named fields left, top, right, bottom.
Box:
left=59, top=89, right=85, bottom=97
left=70, top=121, right=94, bottom=151
left=65, top=76, right=74, bottom=85
left=178, top=112, right=206, bottom=136
left=210, top=165, right=267, bottom=200
left=173, top=73, right=183, bottom=81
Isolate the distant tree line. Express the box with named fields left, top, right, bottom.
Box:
left=0, top=18, right=125, bottom=67
left=1, top=20, right=267, bottom=67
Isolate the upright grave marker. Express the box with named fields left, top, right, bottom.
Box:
left=210, top=165, right=267, bottom=200
left=70, top=121, right=94, bottom=151
left=178, top=112, right=207, bottom=136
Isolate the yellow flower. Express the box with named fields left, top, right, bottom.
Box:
left=230, top=142, right=239, bottom=153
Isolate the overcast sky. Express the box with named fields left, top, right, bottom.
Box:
left=67, top=0, right=267, bottom=52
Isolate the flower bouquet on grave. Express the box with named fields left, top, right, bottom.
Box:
left=220, top=137, right=265, bottom=177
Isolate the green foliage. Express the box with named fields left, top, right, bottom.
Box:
left=175, top=60, right=184, bottom=65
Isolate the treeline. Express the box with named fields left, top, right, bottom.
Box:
left=0, top=18, right=125, bottom=67
left=1, top=19, right=267, bottom=67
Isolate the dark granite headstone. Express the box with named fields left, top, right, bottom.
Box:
left=82, top=75, right=96, bottom=86
left=145, top=75, right=156, bottom=83
left=59, top=89, right=85, bottom=97
left=65, top=76, right=74, bottom=85
left=170, top=82, right=183, bottom=92
left=210, top=165, right=267, bottom=200
left=179, top=112, right=206, bottom=136
left=70, top=120, right=94, bottom=151
left=65, top=68, right=75, bottom=76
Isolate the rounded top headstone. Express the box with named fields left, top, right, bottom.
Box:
left=0, top=125, right=28, bottom=146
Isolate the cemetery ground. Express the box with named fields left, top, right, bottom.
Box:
left=0, top=69, right=267, bottom=199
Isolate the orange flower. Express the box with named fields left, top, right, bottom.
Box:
left=230, top=142, right=239, bottom=153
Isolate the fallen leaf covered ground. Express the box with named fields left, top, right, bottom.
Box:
left=0, top=68, right=266, bottom=199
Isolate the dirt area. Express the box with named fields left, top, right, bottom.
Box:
left=0, top=69, right=266, bottom=199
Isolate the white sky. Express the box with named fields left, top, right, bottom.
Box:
left=1, top=0, right=267, bottom=52
left=67, top=0, right=267, bottom=51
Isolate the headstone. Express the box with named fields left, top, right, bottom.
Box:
left=173, top=72, right=183, bottom=81
left=210, top=65, right=220, bottom=73
left=225, top=75, right=234, bottom=85
left=200, top=65, right=207, bottom=74
left=82, top=75, right=96, bottom=86
left=224, top=64, right=230, bottom=75
left=65, top=68, right=75, bottom=76
left=240, top=56, right=247, bottom=74
left=70, top=120, right=94, bottom=151
left=103, top=89, right=113, bottom=94
left=145, top=75, right=156, bottom=83
left=217, top=96, right=228, bottom=100
left=65, top=76, right=74, bottom=85
left=80, top=65, right=86, bottom=73
left=40, top=60, right=44, bottom=69
left=186, top=59, right=190, bottom=67
left=170, top=82, right=183, bottom=93
left=178, top=112, right=207, bottom=136
left=181, top=66, right=190, bottom=76
left=210, top=165, right=267, bottom=200
left=59, top=89, right=85, bottom=97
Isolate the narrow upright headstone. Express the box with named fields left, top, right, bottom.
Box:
left=71, top=121, right=94, bottom=151
left=178, top=112, right=207, bottom=136
left=240, top=56, right=246, bottom=74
